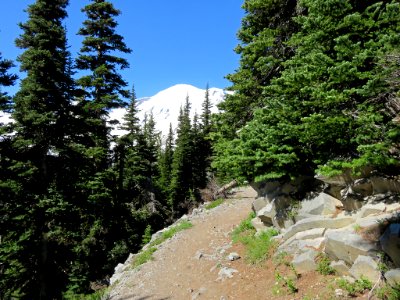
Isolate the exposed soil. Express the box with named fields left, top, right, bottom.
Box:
left=108, top=187, right=370, bottom=300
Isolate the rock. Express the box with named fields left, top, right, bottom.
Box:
left=257, top=202, right=276, bottom=226
left=355, top=212, right=394, bottom=229
left=385, top=269, right=400, bottom=287
left=359, top=203, right=387, bottom=218
left=352, top=178, right=373, bottom=196
left=282, top=216, right=355, bottom=241
left=227, top=252, right=240, bottom=261
left=279, top=236, right=325, bottom=256
left=194, top=251, right=203, bottom=260
left=380, top=223, right=400, bottom=267
left=252, top=197, right=269, bottom=214
left=349, top=255, right=380, bottom=282
left=298, top=192, right=343, bottom=216
left=370, top=176, right=400, bottom=194
left=335, top=288, right=345, bottom=298
left=386, top=202, right=400, bottom=213
left=114, top=263, right=125, bottom=274
left=280, top=228, right=326, bottom=251
left=291, top=249, right=318, bottom=274
left=325, top=229, right=379, bottom=265
left=217, top=267, right=238, bottom=280
left=330, top=260, right=350, bottom=276
left=251, top=217, right=270, bottom=233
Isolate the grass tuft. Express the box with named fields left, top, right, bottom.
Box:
left=231, top=212, right=278, bottom=264
left=132, top=220, right=193, bottom=268
left=205, top=198, right=225, bottom=210
left=315, top=253, right=336, bottom=275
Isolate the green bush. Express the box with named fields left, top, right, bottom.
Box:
left=316, top=253, right=336, bottom=275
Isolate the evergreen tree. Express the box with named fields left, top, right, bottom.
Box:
left=157, top=123, right=174, bottom=198
left=0, top=0, right=82, bottom=297
left=212, top=0, right=299, bottom=182
left=213, top=0, right=400, bottom=184
left=76, top=0, right=131, bottom=166
left=169, top=97, right=195, bottom=214
left=214, top=0, right=299, bottom=139
left=0, top=52, right=17, bottom=112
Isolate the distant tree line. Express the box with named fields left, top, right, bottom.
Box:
left=0, top=0, right=213, bottom=298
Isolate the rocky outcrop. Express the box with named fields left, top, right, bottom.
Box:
left=251, top=171, right=400, bottom=281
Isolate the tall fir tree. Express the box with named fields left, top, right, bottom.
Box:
left=0, top=52, right=17, bottom=112
left=157, top=123, right=174, bottom=199
left=76, top=0, right=131, bottom=167
left=0, top=0, right=82, bottom=298
left=169, top=97, right=195, bottom=214
left=212, top=0, right=299, bottom=182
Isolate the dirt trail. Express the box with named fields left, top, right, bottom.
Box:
left=107, top=187, right=364, bottom=300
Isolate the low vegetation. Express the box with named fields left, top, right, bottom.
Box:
left=205, top=198, right=225, bottom=210
left=337, top=276, right=372, bottom=297
left=315, top=253, right=336, bottom=276
left=132, top=221, right=193, bottom=268
left=231, top=212, right=278, bottom=264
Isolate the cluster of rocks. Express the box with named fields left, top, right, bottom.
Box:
left=250, top=172, right=400, bottom=287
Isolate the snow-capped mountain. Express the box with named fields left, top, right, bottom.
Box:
left=0, top=84, right=229, bottom=138
left=109, top=84, right=228, bottom=137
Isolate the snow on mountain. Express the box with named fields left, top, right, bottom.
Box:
left=0, top=84, right=229, bottom=139
left=109, top=84, right=228, bottom=137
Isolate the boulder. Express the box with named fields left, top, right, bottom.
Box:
left=279, top=228, right=325, bottom=251
left=279, top=237, right=325, bottom=256
left=298, top=192, right=343, bottom=216
left=359, top=203, right=387, bottom=218
left=282, top=216, right=355, bottom=241
left=330, top=260, right=350, bottom=276
left=325, top=229, right=379, bottom=265
left=385, top=269, right=400, bottom=287
left=352, top=178, right=373, bottom=197
left=370, top=176, right=400, bottom=194
left=251, top=217, right=270, bottom=233
left=380, top=223, right=400, bottom=267
left=291, top=249, right=318, bottom=274
left=257, top=202, right=276, bottom=226
left=349, top=255, right=380, bottom=282
left=252, top=197, right=269, bottom=214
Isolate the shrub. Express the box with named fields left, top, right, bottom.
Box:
left=316, top=253, right=336, bottom=275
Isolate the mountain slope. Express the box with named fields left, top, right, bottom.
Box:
left=109, top=84, right=228, bottom=137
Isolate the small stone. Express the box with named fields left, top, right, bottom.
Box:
left=335, top=288, right=345, bottom=298
left=194, top=251, right=203, bottom=260
left=217, top=267, right=238, bottom=280
left=227, top=252, right=240, bottom=261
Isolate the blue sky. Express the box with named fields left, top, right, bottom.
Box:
left=0, top=1, right=244, bottom=98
